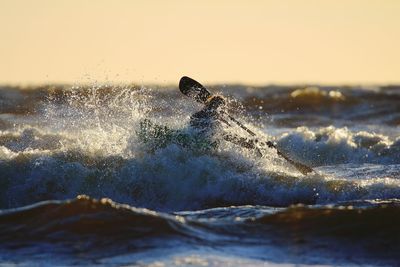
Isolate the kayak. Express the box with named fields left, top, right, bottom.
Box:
left=136, top=119, right=218, bottom=152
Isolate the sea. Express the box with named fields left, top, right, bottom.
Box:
left=0, top=81, right=399, bottom=266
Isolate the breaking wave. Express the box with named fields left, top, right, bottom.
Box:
left=277, top=126, right=400, bottom=166
left=0, top=126, right=399, bottom=211
left=0, top=83, right=398, bottom=211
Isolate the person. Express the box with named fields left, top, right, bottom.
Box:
left=190, top=95, right=263, bottom=155
left=180, top=76, right=313, bottom=174
left=190, top=95, right=227, bottom=134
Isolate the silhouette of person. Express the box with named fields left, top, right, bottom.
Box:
left=190, top=95, right=261, bottom=154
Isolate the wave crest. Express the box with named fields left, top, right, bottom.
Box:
left=0, top=195, right=187, bottom=246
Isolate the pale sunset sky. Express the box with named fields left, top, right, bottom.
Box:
left=0, top=0, right=399, bottom=85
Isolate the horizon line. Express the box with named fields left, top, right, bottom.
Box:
left=1, top=79, right=400, bottom=88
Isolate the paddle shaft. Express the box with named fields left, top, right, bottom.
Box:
left=221, top=111, right=313, bottom=175
left=222, top=111, right=256, bottom=137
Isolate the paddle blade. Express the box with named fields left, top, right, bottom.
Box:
left=179, top=76, right=211, bottom=103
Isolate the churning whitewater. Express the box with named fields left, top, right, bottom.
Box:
left=0, top=83, right=399, bottom=210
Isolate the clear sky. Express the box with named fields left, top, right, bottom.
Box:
left=1, top=0, right=399, bottom=85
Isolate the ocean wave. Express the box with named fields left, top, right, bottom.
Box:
left=0, top=83, right=399, bottom=212
left=277, top=126, right=400, bottom=166
left=0, top=125, right=399, bottom=211
left=2, top=196, right=399, bottom=244
left=251, top=202, right=400, bottom=231
left=238, top=85, right=400, bottom=126
left=0, top=195, right=191, bottom=252
left=245, top=203, right=400, bottom=263
left=1, top=196, right=399, bottom=264
left=1, top=83, right=399, bottom=127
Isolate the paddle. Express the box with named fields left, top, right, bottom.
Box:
left=179, top=76, right=314, bottom=175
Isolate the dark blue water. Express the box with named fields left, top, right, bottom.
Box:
left=0, top=83, right=399, bottom=266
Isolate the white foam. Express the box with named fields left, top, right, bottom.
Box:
left=277, top=126, right=399, bottom=166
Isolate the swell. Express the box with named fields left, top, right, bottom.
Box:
left=0, top=195, right=190, bottom=251
left=2, top=197, right=398, bottom=244
left=1, top=84, right=399, bottom=126
left=252, top=203, right=400, bottom=237
left=1, top=197, right=399, bottom=264
left=238, top=85, right=400, bottom=126
left=246, top=204, right=400, bottom=262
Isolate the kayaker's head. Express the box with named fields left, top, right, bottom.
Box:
left=205, top=95, right=226, bottom=110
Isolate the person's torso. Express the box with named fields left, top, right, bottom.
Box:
left=190, top=108, right=224, bottom=136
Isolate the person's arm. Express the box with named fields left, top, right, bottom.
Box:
left=222, top=134, right=263, bottom=157
left=223, top=134, right=255, bottom=148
